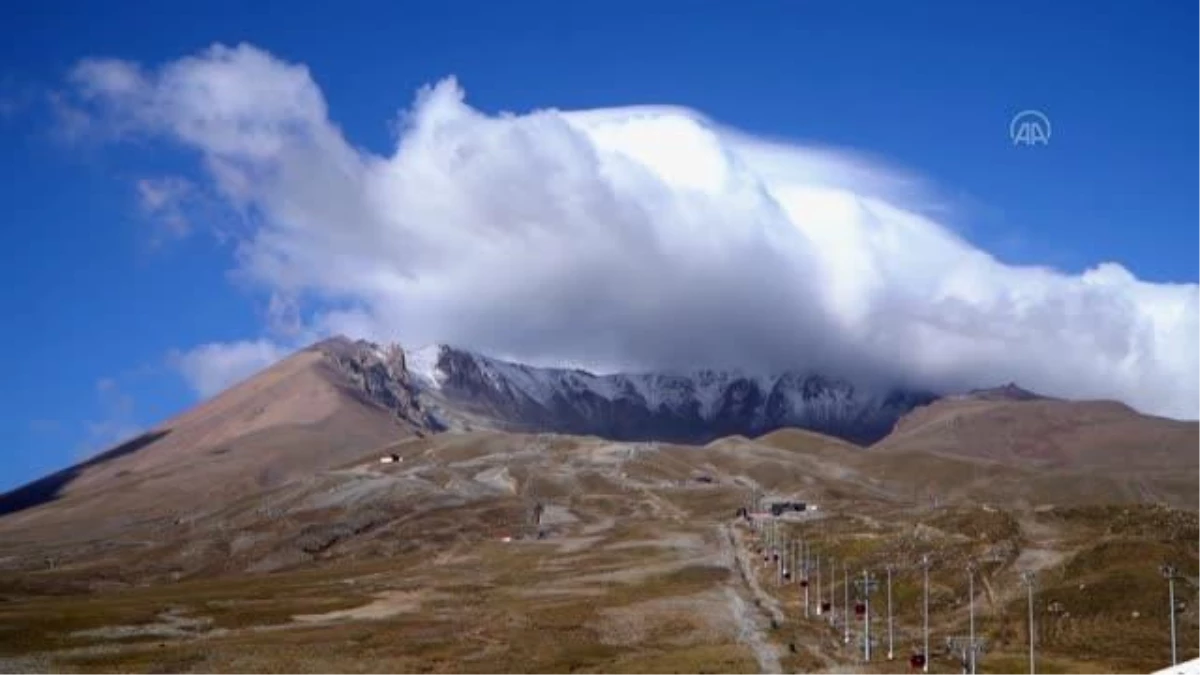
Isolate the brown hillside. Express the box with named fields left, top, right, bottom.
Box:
left=874, top=397, right=1198, bottom=471
left=0, top=338, right=429, bottom=542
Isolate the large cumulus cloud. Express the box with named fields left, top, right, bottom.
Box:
left=65, top=44, right=1198, bottom=419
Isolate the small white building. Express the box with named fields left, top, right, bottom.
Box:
left=1150, top=657, right=1199, bottom=675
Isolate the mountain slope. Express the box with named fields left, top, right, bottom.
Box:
left=873, top=392, right=1198, bottom=470
left=0, top=337, right=433, bottom=541
left=3, top=335, right=932, bottom=539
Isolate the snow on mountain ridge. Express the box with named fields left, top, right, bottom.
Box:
left=338, top=340, right=936, bottom=444
left=407, top=343, right=897, bottom=415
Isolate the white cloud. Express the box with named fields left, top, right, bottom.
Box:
left=264, top=292, right=304, bottom=337
left=136, top=176, right=195, bottom=240
left=67, top=43, right=1199, bottom=419
left=172, top=339, right=290, bottom=398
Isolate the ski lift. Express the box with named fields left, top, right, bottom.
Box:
left=910, top=653, right=926, bottom=670
left=855, top=601, right=866, bottom=617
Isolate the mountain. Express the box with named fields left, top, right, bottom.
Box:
left=409, top=343, right=936, bottom=444
left=0, top=335, right=937, bottom=550
left=0, top=338, right=1195, bottom=673
left=874, top=391, right=1199, bottom=470
left=962, top=382, right=1049, bottom=402
left=4, top=335, right=1196, bottom=542
left=0, top=335, right=939, bottom=557
left=0, top=336, right=436, bottom=541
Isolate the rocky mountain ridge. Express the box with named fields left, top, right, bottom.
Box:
left=319, top=337, right=938, bottom=444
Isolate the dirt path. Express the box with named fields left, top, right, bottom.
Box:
left=719, top=523, right=782, bottom=673
left=728, top=525, right=786, bottom=628
left=292, top=590, right=422, bottom=623
left=724, top=522, right=860, bottom=674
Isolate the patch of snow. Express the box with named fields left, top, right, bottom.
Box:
left=693, top=371, right=731, bottom=419
left=407, top=344, right=446, bottom=389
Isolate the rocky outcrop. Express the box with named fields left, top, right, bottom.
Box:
left=311, top=337, right=441, bottom=431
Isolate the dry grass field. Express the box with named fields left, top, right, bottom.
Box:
left=0, top=429, right=1195, bottom=673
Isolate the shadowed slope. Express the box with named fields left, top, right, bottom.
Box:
left=0, top=430, right=170, bottom=519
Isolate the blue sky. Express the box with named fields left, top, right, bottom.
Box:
left=0, top=0, right=1196, bottom=491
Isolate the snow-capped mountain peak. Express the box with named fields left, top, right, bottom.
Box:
left=394, top=343, right=936, bottom=444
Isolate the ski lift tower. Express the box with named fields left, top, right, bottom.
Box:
left=966, top=561, right=978, bottom=674
left=885, top=564, right=895, bottom=660
left=921, top=554, right=933, bottom=673
left=1160, top=563, right=1181, bottom=667
left=1021, top=571, right=1038, bottom=675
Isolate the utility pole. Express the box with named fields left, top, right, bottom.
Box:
left=763, top=514, right=772, bottom=557
left=788, top=538, right=795, bottom=585
left=765, top=519, right=773, bottom=563
left=780, top=531, right=786, bottom=583
left=778, top=536, right=786, bottom=586
left=796, top=539, right=803, bottom=587
left=1161, top=563, right=1179, bottom=666
left=773, top=523, right=779, bottom=570
left=777, top=521, right=787, bottom=566
left=855, top=570, right=879, bottom=662
left=886, top=564, right=895, bottom=660
left=803, top=541, right=811, bottom=618
left=782, top=537, right=789, bottom=584
left=789, top=539, right=795, bottom=585
left=1021, top=571, right=1037, bottom=675
left=828, top=556, right=836, bottom=625
left=765, top=518, right=772, bottom=556
left=922, top=554, right=932, bottom=674
left=782, top=535, right=790, bottom=586
left=843, top=560, right=851, bottom=645
left=815, top=555, right=822, bottom=616
left=967, top=561, right=977, bottom=674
